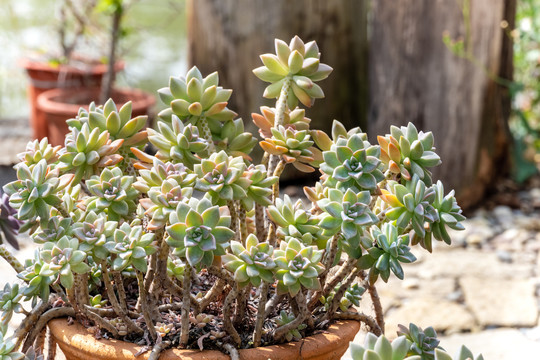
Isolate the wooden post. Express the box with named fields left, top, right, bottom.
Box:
left=368, top=0, right=515, bottom=209
left=187, top=0, right=369, bottom=134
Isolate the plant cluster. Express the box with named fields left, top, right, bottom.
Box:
left=0, top=36, right=466, bottom=359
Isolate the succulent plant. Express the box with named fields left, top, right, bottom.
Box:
left=167, top=257, right=185, bottom=280
left=359, top=223, right=417, bottom=283
left=39, top=236, right=90, bottom=289
left=166, top=197, right=234, bottom=268
left=18, top=251, right=52, bottom=301
left=17, top=138, right=61, bottom=169
left=0, top=283, right=24, bottom=325
left=57, top=123, right=123, bottom=184
left=134, top=158, right=197, bottom=191
left=380, top=175, right=438, bottom=238
left=349, top=333, right=413, bottom=360
left=157, top=66, right=236, bottom=133
left=267, top=195, right=327, bottom=248
left=252, top=106, right=311, bottom=139
left=274, top=237, right=324, bottom=296
left=434, top=347, right=484, bottom=360
left=89, top=294, right=108, bottom=308
left=85, top=167, right=139, bottom=221
left=213, top=119, right=257, bottom=160
left=340, top=283, right=366, bottom=311
left=378, top=123, right=441, bottom=184
left=240, top=164, right=278, bottom=210
left=0, top=332, right=24, bottom=360
left=106, top=222, right=156, bottom=272
left=222, top=234, right=275, bottom=287
left=397, top=323, right=442, bottom=360
left=275, top=310, right=307, bottom=342
left=0, top=192, right=22, bottom=249
left=32, top=217, right=73, bottom=244
left=253, top=36, right=332, bottom=108
left=320, top=133, right=384, bottom=192
left=139, top=179, right=193, bottom=230
left=260, top=125, right=316, bottom=172
left=3, top=160, right=73, bottom=223
left=147, top=116, right=208, bottom=168
left=416, top=181, right=466, bottom=252
left=72, top=211, right=117, bottom=260
left=318, top=188, right=378, bottom=241
left=194, top=151, right=250, bottom=204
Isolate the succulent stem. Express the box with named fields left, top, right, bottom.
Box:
left=297, top=290, right=314, bottom=329
left=180, top=263, right=192, bottom=346
left=199, top=278, right=225, bottom=313
left=83, top=304, right=138, bottom=319
left=198, top=115, right=216, bottom=153
left=273, top=290, right=306, bottom=341
left=222, top=343, right=240, bottom=360
left=33, top=328, right=46, bottom=354
left=237, top=201, right=248, bottom=245
left=46, top=328, right=57, bottom=360
left=252, top=281, right=269, bottom=347
left=234, top=287, right=248, bottom=326
left=101, top=261, right=143, bottom=335
left=84, top=307, right=121, bottom=336
left=223, top=285, right=242, bottom=346
left=0, top=245, right=24, bottom=273
left=255, top=203, right=267, bottom=240
left=14, top=299, right=49, bottom=349
left=264, top=293, right=284, bottom=318
left=325, top=267, right=362, bottom=321
left=333, top=311, right=382, bottom=336
left=275, top=77, right=291, bottom=127
left=163, top=276, right=201, bottom=313
left=320, top=233, right=340, bottom=281
left=149, top=341, right=171, bottom=360
left=361, top=271, right=385, bottom=334
left=227, top=200, right=239, bottom=241
left=208, top=265, right=235, bottom=285
left=321, top=257, right=357, bottom=300
left=112, top=272, right=127, bottom=311
left=272, top=159, right=286, bottom=202
left=136, top=270, right=158, bottom=341
left=22, top=307, right=75, bottom=352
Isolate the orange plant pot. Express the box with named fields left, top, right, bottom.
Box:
left=20, top=58, right=124, bottom=140
left=36, top=87, right=156, bottom=146
left=49, top=318, right=360, bottom=360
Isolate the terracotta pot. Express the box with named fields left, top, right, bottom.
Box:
left=49, top=318, right=360, bottom=360
left=20, top=58, right=124, bottom=140
left=36, top=87, right=155, bottom=146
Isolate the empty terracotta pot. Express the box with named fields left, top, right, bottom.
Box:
left=48, top=317, right=360, bottom=360
left=36, top=87, right=155, bottom=146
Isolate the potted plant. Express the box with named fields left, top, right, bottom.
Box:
left=20, top=0, right=125, bottom=140
left=1, top=36, right=472, bottom=360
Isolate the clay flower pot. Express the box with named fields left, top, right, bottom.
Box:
left=20, top=57, right=124, bottom=140
left=49, top=318, right=360, bottom=360
left=36, top=87, right=155, bottom=146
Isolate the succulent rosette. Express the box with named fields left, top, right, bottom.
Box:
left=380, top=174, right=438, bottom=238
left=147, top=116, right=208, bottom=168
left=85, top=167, right=139, bottom=221
left=274, top=238, right=324, bottom=296
left=267, top=195, right=327, bottom=248
left=0, top=332, right=24, bottom=360
left=253, top=36, right=332, bottom=108
left=18, top=251, right=52, bottom=301
left=194, top=151, right=250, bottom=204
left=397, top=323, right=442, bottom=360
left=39, top=236, right=90, bottom=289
left=105, top=222, right=156, bottom=273
left=167, top=257, right=186, bottom=280
left=72, top=211, right=117, bottom=260
left=240, top=164, right=278, bottom=210
left=32, top=217, right=72, bottom=244
left=17, top=138, right=61, bottom=169
left=349, top=333, right=412, bottom=360
left=260, top=125, right=316, bottom=172
left=252, top=106, right=311, bottom=139
left=67, top=99, right=148, bottom=151
left=3, top=160, right=73, bottom=223
left=139, top=179, right=193, bottom=230
left=134, top=158, right=197, bottom=192
left=213, top=119, right=257, bottom=160
left=377, top=123, right=441, bottom=184
left=222, top=234, right=276, bottom=287
left=320, top=133, right=384, bottom=192
left=318, top=188, right=378, bottom=240
left=157, top=66, right=236, bottom=128
left=275, top=310, right=307, bottom=342
left=0, top=283, right=24, bottom=325
left=359, top=223, right=416, bottom=283
left=166, top=197, right=234, bottom=267
left=57, top=123, right=123, bottom=184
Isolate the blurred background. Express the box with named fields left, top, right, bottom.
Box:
left=2, top=0, right=540, bottom=358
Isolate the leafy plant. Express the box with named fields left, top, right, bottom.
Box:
left=0, top=36, right=467, bottom=359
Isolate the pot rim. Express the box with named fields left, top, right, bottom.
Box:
left=36, top=87, right=156, bottom=115
left=19, top=56, right=125, bottom=76
left=49, top=317, right=360, bottom=360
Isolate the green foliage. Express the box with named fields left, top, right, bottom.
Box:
left=40, top=237, right=90, bottom=289
left=397, top=323, right=441, bottom=360
left=106, top=221, right=156, bottom=272
left=275, top=310, right=307, bottom=341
